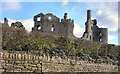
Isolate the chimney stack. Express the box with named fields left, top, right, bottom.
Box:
left=87, top=10, right=91, bottom=21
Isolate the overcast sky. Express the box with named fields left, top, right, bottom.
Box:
left=1, top=0, right=120, bottom=45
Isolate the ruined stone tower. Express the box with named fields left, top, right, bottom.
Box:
left=32, top=13, right=74, bottom=37
left=2, top=18, right=9, bottom=27
left=82, top=10, right=108, bottom=43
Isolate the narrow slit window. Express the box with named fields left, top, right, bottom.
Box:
left=90, top=36, right=92, bottom=40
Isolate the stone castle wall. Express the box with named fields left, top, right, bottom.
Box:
left=82, top=10, right=108, bottom=43
left=0, top=51, right=118, bottom=73
left=32, top=13, right=74, bottom=38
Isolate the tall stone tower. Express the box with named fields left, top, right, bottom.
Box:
left=82, top=10, right=108, bottom=43
left=59, top=13, right=74, bottom=37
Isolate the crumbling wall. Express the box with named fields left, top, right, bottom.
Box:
left=2, top=18, right=25, bottom=29
left=32, top=13, right=60, bottom=35
left=82, top=10, right=108, bottom=43
left=32, top=13, right=74, bottom=38
left=92, top=21, right=100, bottom=41
left=0, top=51, right=118, bottom=72
left=99, top=28, right=108, bottom=43
left=11, top=21, right=25, bottom=29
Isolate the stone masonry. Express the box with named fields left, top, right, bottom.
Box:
left=11, top=21, right=25, bottom=29
left=0, top=51, right=118, bottom=72
left=32, top=13, right=75, bottom=38
left=82, top=10, right=108, bottom=43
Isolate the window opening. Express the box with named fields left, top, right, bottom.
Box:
left=37, top=17, right=41, bottom=21
left=51, top=25, right=54, bottom=31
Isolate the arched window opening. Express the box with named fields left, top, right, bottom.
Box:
left=37, top=17, right=41, bottom=21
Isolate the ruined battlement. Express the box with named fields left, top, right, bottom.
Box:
left=61, top=19, right=74, bottom=24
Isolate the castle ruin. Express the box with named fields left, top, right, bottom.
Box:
left=32, top=13, right=75, bottom=37
left=1, top=10, right=108, bottom=43
left=82, top=10, right=108, bottom=43
left=32, top=10, right=108, bottom=43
